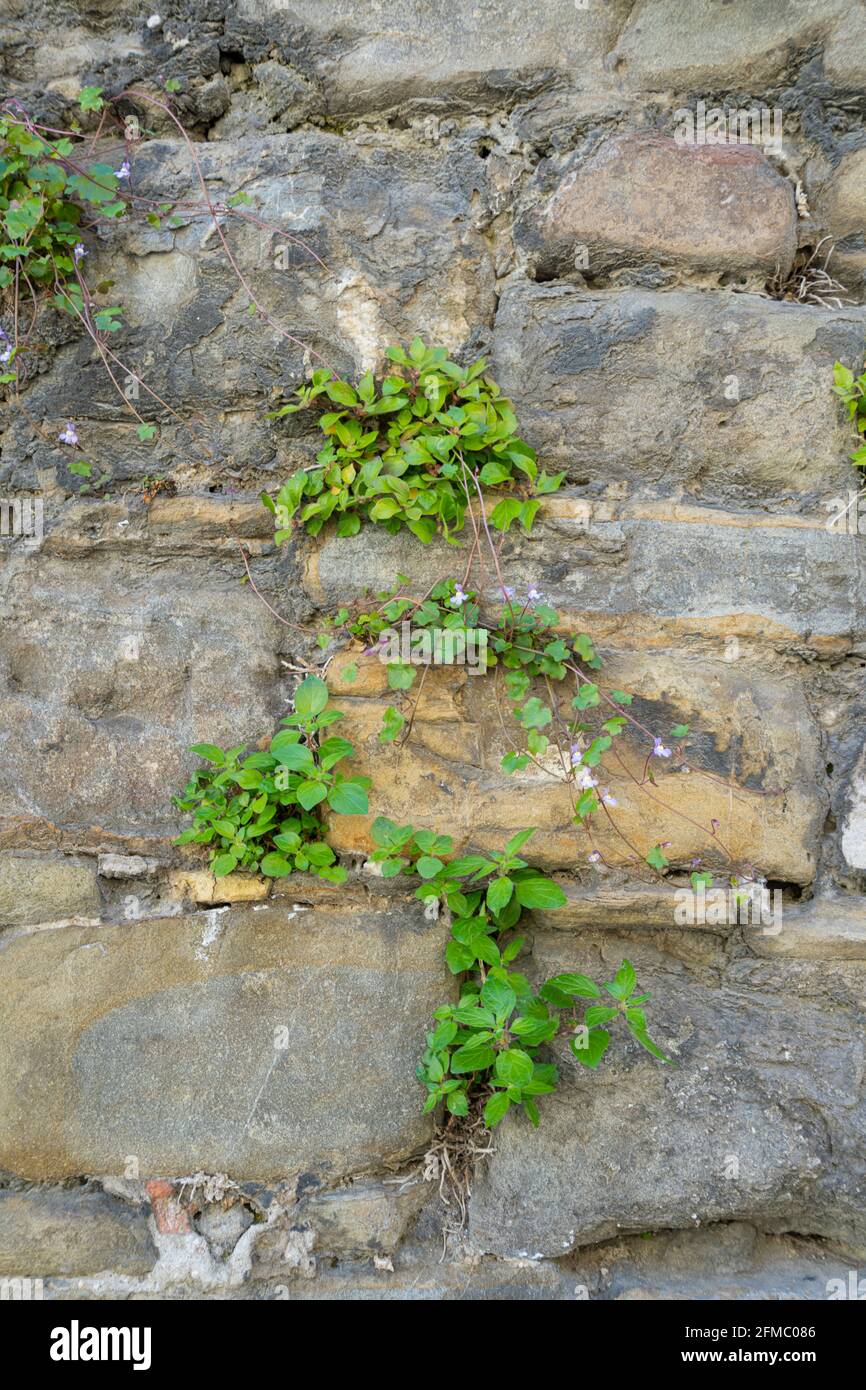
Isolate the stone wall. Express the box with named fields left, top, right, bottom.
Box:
left=1, top=0, right=865, bottom=1299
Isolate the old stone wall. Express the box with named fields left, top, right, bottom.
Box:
left=1, top=0, right=865, bottom=1299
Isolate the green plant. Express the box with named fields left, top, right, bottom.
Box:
left=369, top=820, right=669, bottom=1126
left=263, top=338, right=563, bottom=542
left=172, top=675, right=368, bottom=881
left=0, top=109, right=125, bottom=312
left=833, top=360, right=866, bottom=467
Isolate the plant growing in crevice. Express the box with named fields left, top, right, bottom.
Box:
left=833, top=358, right=866, bottom=469
left=369, top=820, right=669, bottom=1129
left=263, top=338, right=563, bottom=542
left=173, top=675, right=367, bottom=882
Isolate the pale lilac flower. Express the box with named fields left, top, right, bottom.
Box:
left=600, top=787, right=617, bottom=806
left=450, top=584, right=468, bottom=607
left=115, top=160, right=131, bottom=180
left=575, top=767, right=597, bottom=791
left=58, top=421, right=78, bottom=446
left=0, top=328, right=11, bottom=364
left=527, top=586, right=543, bottom=602
left=570, top=743, right=581, bottom=766
left=652, top=737, right=672, bottom=758
left=73, top=243, right=86, bottom=262
left=503, top=586, right=515, bottom=599
left=588, top=851, right=601, bottom=863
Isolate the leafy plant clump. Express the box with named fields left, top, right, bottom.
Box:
left=263, top=338, right=563, bottom=543
left=833, top=360, right=866, bottom=468
left=369, top=820, right=669, bottom=1127
left=0, top=110, right=125, bottom=323
left=172, top=675, right=368, bottom=882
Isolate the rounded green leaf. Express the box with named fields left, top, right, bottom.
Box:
left=327, top=781, right=369, bottom=815
left=294, top=675, right=329, bottom=720
left=269, top=732, right=314, bottom=769
left=483, top=1091, right=511, bottom=1128
left=297, top=780, right=328, bottom=810
left=211, top=853, right=238, bottom=878
left=494, top=1048, right=534, bottom=1088
left=514, top=876, right=568, bottom=910
left=260, top=853, right=294, bottom=878
left=416, top=855, right=444, bottom=879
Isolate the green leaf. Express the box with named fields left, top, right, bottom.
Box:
left=571, top=1027, right=611, bottom=1069
left=486, top=876, right=514, bottom=914
left=189, top=742, right=225, bottom=766
left=416, top=854, right=444, bottom=879
left=494, top=1048, right=534, bottom=1087
left=294, top=675, right=329, bottom=720
left=546, top=972, right=600, bottom=999
left=445, top=940, right=476, bottom=973
left=606, top=958, right=637, bottom=1000
left=480, top=976, right=517, bottom=1018
left=297, top=780, right=328, bottom=810
left=387, top=662, right=416, bottom=691
left=269, top=734, right=314, bottom=769
left=78, top=86, right=104, bottom=112
left=646, top=844, right=670, bottom=872
left=584, top=1004, right=620, bottom=1027
left=514, top=877, right=567, bottom=910
left=327, top=781, right=368, bottom=815
left=628, top=1025, right=671, bottom=1063
left=450, top=1041, right=496, bottom=1074
left=211, top=853, right=238, bottom=878
left=484, top=1091, right=511, bottom=1128
left=260, top=853, right=294, bottom=877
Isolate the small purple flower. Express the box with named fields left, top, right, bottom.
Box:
left=575, top=767, right=597, bottom=791
left=527, top=586, right=543, bottom=602
left=0, top=327, right=11, bottom=365
left=503, top=586, right=515, bottom=599
left=600, top=787, right=617, bottom=806
left=588, top=851, right=601, bottom=863
left=450, top=584, right=468, bottom=607
left=652, top=737, right=672, bottom=758
left=73, top=243, right=86, bottom=262
left=58, top=421, right=78, bottom=446
left=115, top=160, right=131, bottom=180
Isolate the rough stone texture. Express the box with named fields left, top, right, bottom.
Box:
left=0, top=891, right=452, bottom=1180
left=492, top=283, right=866, bottom=500
left=322, top=647, right=824, bottom=883
left=470, top=933, right=866, bottom=1258
left=521, top=133, right=798, bottom=282
left=0, top=1188, right=156, bottom=1277
left=0, top=853, right=100, bottom=927
left=2, top=0, right=866, bottom=1300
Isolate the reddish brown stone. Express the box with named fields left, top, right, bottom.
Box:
left=530, top=132, right=797, bottom=278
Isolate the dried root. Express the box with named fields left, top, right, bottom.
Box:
left=766, top=236, right=853, bottom=309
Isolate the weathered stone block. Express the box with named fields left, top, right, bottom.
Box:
left=521, top=133, right=797, bottom=281
left=469, top=934, right=866, bottom=1257
left=0, top=853, right=100, bottom=928
left=492, top=283, right=866, bottom=499
left=0, top=554, right=282, bottom=835
left=311, top=497, right=866, bottom=653
left=0, top=1188, right=156, bottom=1278
left=324, top=646, right=824, bottom=884
left=0, top=890, right=452, bottom=1180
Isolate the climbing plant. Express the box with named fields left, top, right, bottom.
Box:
left=174, top=338, right=782, bottom=1140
